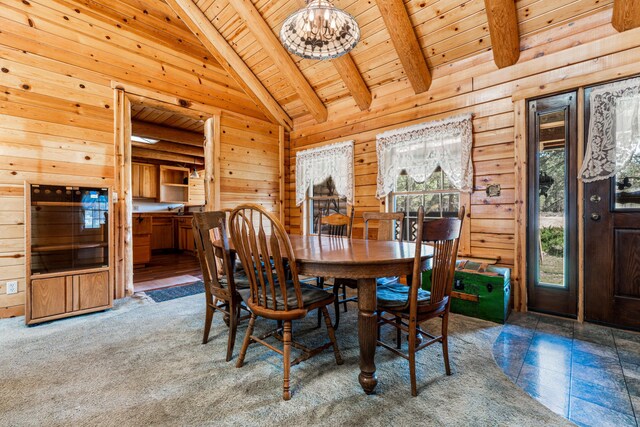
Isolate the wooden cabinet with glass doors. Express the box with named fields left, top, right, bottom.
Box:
left=26, top=184, right=113, bottom=325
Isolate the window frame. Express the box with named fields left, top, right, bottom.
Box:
left=389, top=171, right=461, bottom=242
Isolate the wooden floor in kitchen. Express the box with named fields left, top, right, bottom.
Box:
left=133, top=251, right=202, bottom=293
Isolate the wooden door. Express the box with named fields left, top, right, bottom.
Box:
left=527, top=92, right=579, bottom=317
left=31, top=276, right=69, bottom=319
left=151, top=217, right=174, bottom=249
left=75, top=271, right=109, bottom=310
left=141, top=164, right=158, bottom=199
left=584, top=83, right=640, bottom=330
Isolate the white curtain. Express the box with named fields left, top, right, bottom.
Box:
left=295, top=140, right=354, bottom=206
left=375, top=114, right=473, bottom=199
left=580, top=77, right=640, bottom=182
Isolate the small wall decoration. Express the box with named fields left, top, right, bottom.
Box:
left=486, top=184, right=501, bottom=197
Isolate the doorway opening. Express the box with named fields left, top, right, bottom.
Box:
left=129, top=103, right=206, bottom=293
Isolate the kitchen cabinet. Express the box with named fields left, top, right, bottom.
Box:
left=188, top=172, right=205, bottom=206
left=175, top=217, right=195, bottom=253
left=159, top=165, right=189, bottom=203
left=132, top=163, right=158, bottom=199
left=133, top=215, right=152, bottom=266
left=151, top=216, right=174, bottom=250
left=30, top=271, right=110, bottom=323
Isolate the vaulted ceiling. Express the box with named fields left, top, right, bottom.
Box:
left=157, top=0, right=627, bottom=128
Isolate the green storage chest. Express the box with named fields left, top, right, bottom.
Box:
left=422, top=260, right=511, bottom=324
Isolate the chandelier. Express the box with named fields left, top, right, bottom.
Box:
left=279, top=0, right=360, bottom=60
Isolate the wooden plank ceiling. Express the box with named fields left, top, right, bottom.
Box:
left=132, top=104, right=204, bottom=133
left=158, top=0, right=617, bottom=125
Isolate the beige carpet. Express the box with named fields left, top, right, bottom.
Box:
left=0, top=294, right=572, bottom=426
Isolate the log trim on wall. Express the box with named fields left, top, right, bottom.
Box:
left=114, top=88, right=133, bottom=298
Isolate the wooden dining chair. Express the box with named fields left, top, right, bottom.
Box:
left=362, top=211, right=405, bottom=242
left=376, top=205, right=465, bottom=396
left=317, top=208, right=355, bottom=237
left=229, top=204, right=343, bottom=400
left=192, top=211, right=250, bottom=362
left=316, top=208, right=355, bottom=329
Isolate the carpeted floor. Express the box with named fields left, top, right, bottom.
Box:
left=0, top=295, right=572, bottom=426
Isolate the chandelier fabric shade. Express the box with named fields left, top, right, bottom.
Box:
left=280, top=0, right=360, bottom=60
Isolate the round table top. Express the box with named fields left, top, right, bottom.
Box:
left=287, top=235, right=433, bottom=279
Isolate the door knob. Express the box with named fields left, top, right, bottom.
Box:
left=591, top=213, right=601, bottom=221
left=590, top=194, right=601, bottom=203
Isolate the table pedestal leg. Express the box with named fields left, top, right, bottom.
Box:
left=357, top=278, right=378, bottom=394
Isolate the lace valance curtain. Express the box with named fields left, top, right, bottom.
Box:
left=580, top=77, right=640, bottom=182
left=295, top=140, right=354, bottom=206
left=375, top=114, right=474, bottom=199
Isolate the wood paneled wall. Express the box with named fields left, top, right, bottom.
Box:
left=218, top=115, right=281, bottom=212
left=0, top=0, right=275, bottom=317
left=287, top=9, right=640, bottom=307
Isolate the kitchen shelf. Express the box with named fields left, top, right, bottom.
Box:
left=32, top=201, right=86, bottom=207
left=159, top=165, right=189, bottom=203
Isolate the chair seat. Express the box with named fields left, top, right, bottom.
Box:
left=376, top=277, right=400, bottom=286
left=239, top=281, right=332, bottom=310
left=220, top=272, right=251, bottom=290
left=377, top=282, right=431, bottom=309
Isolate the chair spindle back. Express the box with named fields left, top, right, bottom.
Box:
left=411, top=206, right=465, bottom=311
left=229, top=204, right=304, bottom=313
left=192, top=211, right=235, bottom=298
left=317, top=208, right=355, bottom=237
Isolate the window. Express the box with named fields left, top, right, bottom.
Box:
left=391, top=168, right=460, bottom=241
left=82, top=190, right=109, bottom=229
left=296, top=140, right=354, bottom=235
left=307, top=176, right=347, bottom=235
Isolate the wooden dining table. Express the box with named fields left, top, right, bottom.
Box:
left=286, top=234, right=434, bottom=394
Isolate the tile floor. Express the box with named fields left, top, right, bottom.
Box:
left=492, top=312, right=640, bottom=427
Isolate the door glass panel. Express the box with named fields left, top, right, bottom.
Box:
left=614, top=144, right=640, bottom=209
left=537, top=111, right=567, bottom=287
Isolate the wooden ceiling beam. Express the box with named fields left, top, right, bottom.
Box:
left=165, top=0, right=293, bottom=130
left=132, top=121, right=204, bottom=146
left=612, top=0, right=640, bottom=32
left=131, top=140, right=204, bottom=157
left=376, top=0, right=432, bottom=94
left=484, top=0, right=520, bottom=68
left=332, top=52, right=372, bottom=111
left=132, top=146, right=204, bottom=165
left=227, top=0, right=327, bottom=123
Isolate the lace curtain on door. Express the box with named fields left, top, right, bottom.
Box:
left=375, top=114, right=474, bottom=199
left=295, top=140, right=354, bottom=206
left=580, top=77, right=640, bottom=182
